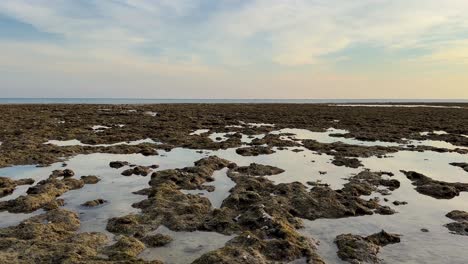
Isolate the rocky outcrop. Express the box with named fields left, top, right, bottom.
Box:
left=121, top=166, right=152, bottom=176
left=0, top=177, right=85, bottom=213
left=141, top=234, right=173, bottom=247
left=332, top=157, right=363, bottom=168
left=109, top=161, right=129, bottom=168
left=49, top=169, right=75, bottom=178
left=444, top=210, right=468, bottom=236
left=401, top=170, right=468, bottom=199
left=335, top=230, right=400, bottom=263
left=0, top=176, right=35, bottom=198
left=236, top=146, right=276, bottom=156
left=449, top=162, right=468, bottom=172
left=81, top=175, right=100, bottom=184
left=82, top=199, right=107, bottom=207
left=228, top=163, right=285, bottom=177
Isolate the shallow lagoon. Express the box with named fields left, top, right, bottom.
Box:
left=1, top=127, right=468, bottom=263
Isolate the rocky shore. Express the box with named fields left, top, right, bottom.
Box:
left=0, top=103, right=467, bottom=263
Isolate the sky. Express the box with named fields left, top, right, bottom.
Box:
left=0, top=0, right=467, bottom=99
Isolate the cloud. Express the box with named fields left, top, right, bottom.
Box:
left=0, top=0, right=467, bottom=98
left=1, top=0, right=467, bottom=66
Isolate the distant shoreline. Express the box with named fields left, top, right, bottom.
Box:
left=0, top=98, right=467, bottom=105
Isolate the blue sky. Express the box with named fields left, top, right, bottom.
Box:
left=0, top=0, right=467, bottom=98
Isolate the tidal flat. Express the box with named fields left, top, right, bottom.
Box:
left=0, top=103, right=467, bottom=263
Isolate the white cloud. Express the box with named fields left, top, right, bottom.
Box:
left=0, top=0, right=467, bottom=98
left=1, top=0, right=468, bottom=66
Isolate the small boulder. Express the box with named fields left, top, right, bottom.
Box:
left=446, top=210, right=468, bottom=221
left=81, top=175, right=100, bottom=184
left=82, top=199, right=107, bottom=207
left=335, top=230, right=400, bottom=263
left=141, top=234, right=173, bottom=247
left=109, top=161, right=129, bottom=169
left=332, top=157, right=363, bottom=168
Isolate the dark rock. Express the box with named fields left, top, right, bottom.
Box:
left=139, top=147, right=158, bottom=156
left=228, top=163, right=284, bottom=177
left=335, top=230, right=400, bottom=263
left=307, top=181, right=330, bottom=187
left=303, top=140, right=400, bottom=159
left=0, top=177, right=35, bottom=198
left=43, top=198, right=65, bottom=211
left=149, top=156, right=231, bottom=191
left=250, top=134, right=300, bottom=148
left=122, top=166, right=152, bottom=176
left=342, top=170, right=400, bottom=196
left=446, top=210, right=468, bottom=221
left=449, top=162, right=468, bottom=172
left=0, top=209, right=147, bottom=263
left=374, top=206, right=396, bottom=215
left=235, top=146, right=275, bottom=156
left=141, top=234, right=173, bottom=247
left=81, top=199, right=107, bottom=207
left=444, top=210, right=468, bottom=236
left=332, top=157, right=363, bottom=168
left=401, top=170, right=468, bottom=199
left=0, top=177, right=85, bottom=213
left=366, top=230, right=401, bottom=246
left=49, top=169, right=75, bottom=178
left=103, top=235, right=146, bottom=260
left=292, top=149, right=304, bottom=152
left=109, top=161, right=129, bottom=168
left=107, top=214, right=144, bottom=235
left=444, top=222, right=468, bottom=236
left=80, top=175, right=100, bottom=184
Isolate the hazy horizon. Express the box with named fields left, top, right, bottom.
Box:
left=1, top=1, right=468, bottom=99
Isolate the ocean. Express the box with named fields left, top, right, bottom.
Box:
left=0, top=98, right=466, bottom=104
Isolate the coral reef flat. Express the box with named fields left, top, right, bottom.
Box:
left=0, top=103, right=467, bottom=263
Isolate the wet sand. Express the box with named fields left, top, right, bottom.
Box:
left=0, top=104, right=467, bottom=263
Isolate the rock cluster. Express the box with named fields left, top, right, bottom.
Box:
left=0, top=176, right=34, bottom=198
left=444, top=210, right=468, bottom=236
left=449, top=162, right=468, bottom=172
left=401, top=170, right=468, bottom=199
left=335, top=230, right=401, bottom=263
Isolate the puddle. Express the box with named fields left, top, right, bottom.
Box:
left=332, top=104, right=465, bottom=109
left=420, top=131, right=449, bottom=136
left=144, top=111, right=158, bottom=117
left=219, top=147, right=351, bottom=189
left=271, top=128, right=467, bottom=150
left=272, top=128, right=402, bottom=147
left=139, top=226, right=234, bottom=264
left=1, top=127, right=468, bottom=263
left=92, top=125, right=111, bottom=133
left=208, top=132, right=235, bottom=143
left=44, top=138, right=160, bottom=147
left=0, top=149, right=207, bottom=233
left=181, top=168, right=236, bottom=208
left=296, top=149, right=468, bottom=264
left=190, top=129, right=210, bottom=136
left=92, top=125, right=111, bottom=130
left=241, top=134, right=265, bottom=144
left=0, top=210, right=44, bottom=228
left=246, top=122, right=275, bottom=127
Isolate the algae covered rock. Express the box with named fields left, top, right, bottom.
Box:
left=141, top=233, right=173, bottom=247
left=81, top=175, right=101, bottom=184
left=335, top=230, right=400, bottom=263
